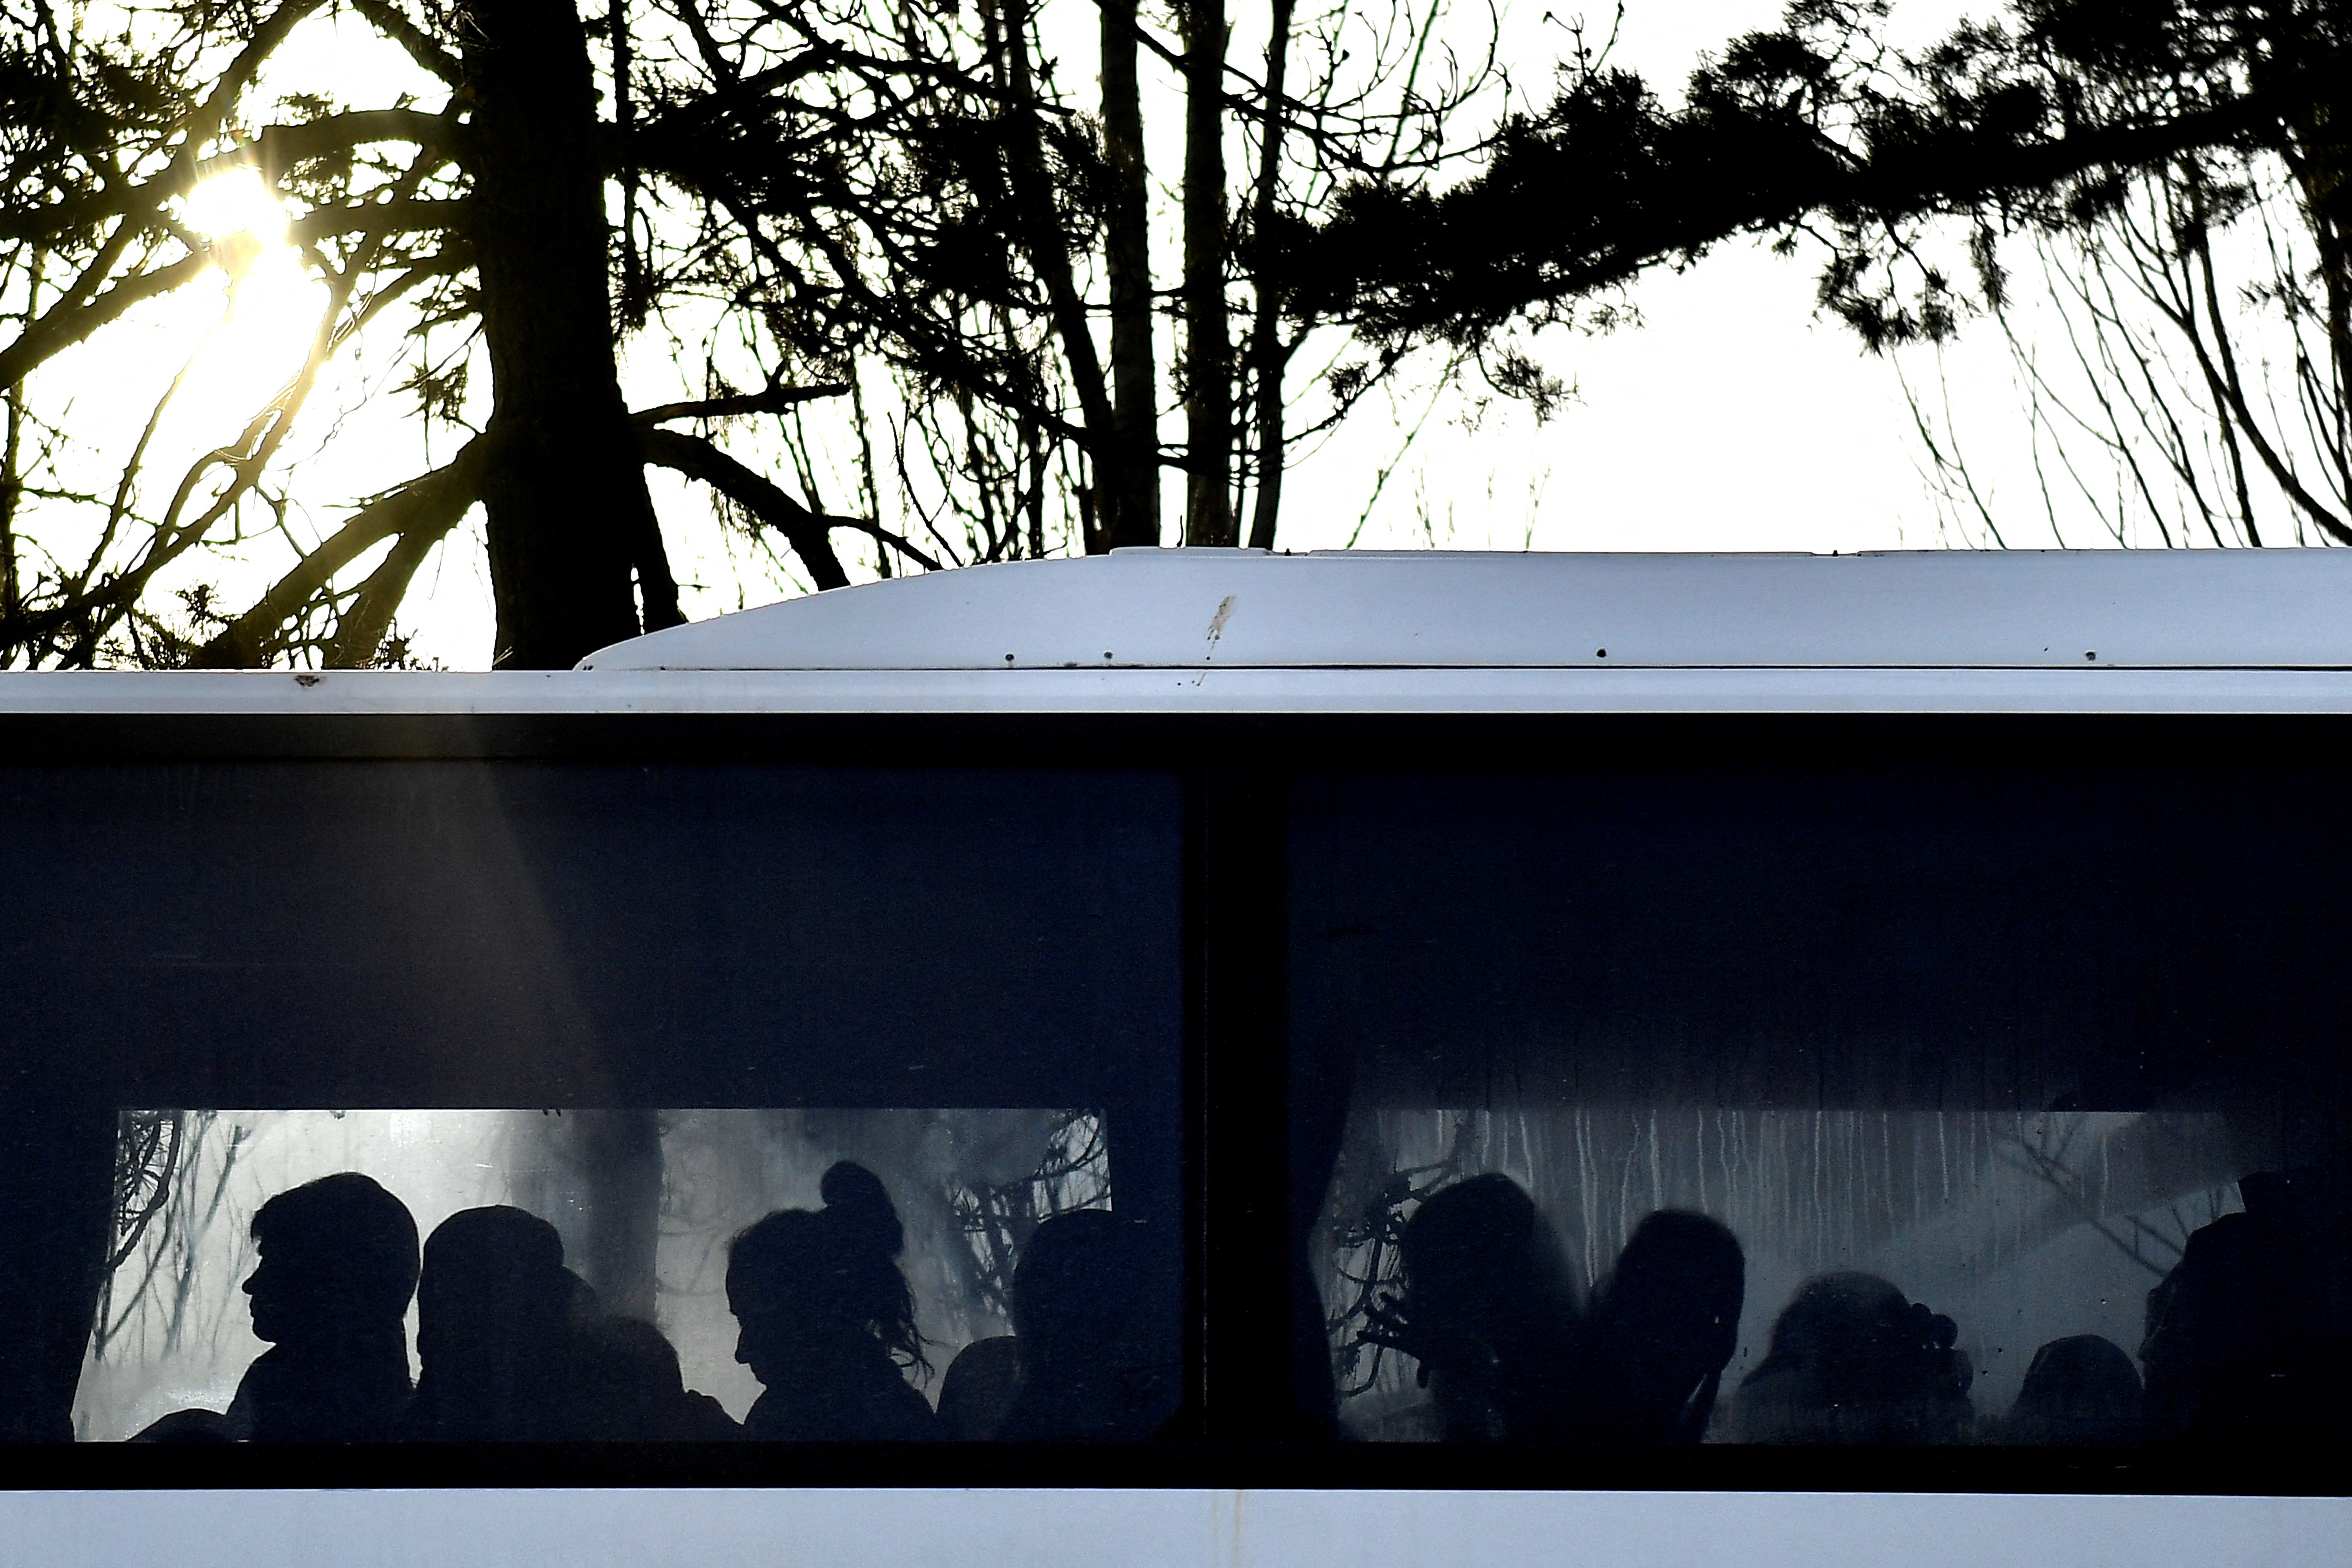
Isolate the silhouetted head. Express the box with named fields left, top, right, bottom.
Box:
left=727, top=1161, right=923, bottom=1389
left=2007, top=1335, right=2142, bottom=1446
left=415, top=1204, right=575, bottom=1368
left=1386, top=1173, right=1577, bottom=1441
left=1735, top=1271, right=1973, bottom=1445
left=937, top=1335, right=1024, bottom=1442
left=1011, top=1210, right=1152, bottom=1373
left=2140, top=1166, right=2347, bottom=1443
left=242, top=1173, right=418, bottom=1345
left=1398, top=1174, right=1574, bottom=1348
left=1002, top=1209, right=1177, bottom=1440
left=1596, top=1211, right=1745, bottom=1367
left=1585, top=1210, right=1745, bottom=1442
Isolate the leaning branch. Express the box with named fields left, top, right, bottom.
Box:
left=1302, top=49, right=2346, bottom=346
left=639, top=428, right=852, bottom=590
left=630, top=385, right=851, bottom=426
left=0, top=250, right=213, bottom=391
left=188, top=436, right=490, bottom=667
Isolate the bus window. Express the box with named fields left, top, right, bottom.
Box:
left=1288, top=762, right=2351, bottom=1450
left=0, top=762, right=1183, bottom=1448
left=75, top=1107, right=1129, bottom=1442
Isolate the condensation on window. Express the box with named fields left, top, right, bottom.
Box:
left=1318, top=1107, right=2243, bottom=1442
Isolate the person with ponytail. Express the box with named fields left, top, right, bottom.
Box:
left=726, top=1160, right=940, bottom=1440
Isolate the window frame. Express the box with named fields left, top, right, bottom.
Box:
left=4, top=707, right=2347, bottom=1493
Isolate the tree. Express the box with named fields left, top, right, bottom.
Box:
left=0, top=0, right=1508, bottom=676
left=0, top=0, right=879, bottom=671
left=1897, top=1, right=2348, bottom=547
left=683, top=0, right=1507, bottom=557
left=1282, top=0, right=2347, bottom=402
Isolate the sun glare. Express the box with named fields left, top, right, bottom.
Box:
left=156, top=167, right=332, bottom=436
left=180, top=167, right=290, bottom=246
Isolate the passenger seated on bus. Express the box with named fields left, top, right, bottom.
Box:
left=132, top=1172, right=419, bottom=1444
left=399, top=1206, right=588, bottom=1441
left=997, top=1209, right=1179, bottom=1441
left=1358, top=1173, right=1579, bottom=1443
left=1577, top=1210, right=1745, bottom=1444
left=2001, top=1335, right=2143, bottom=1446
left=565, top=1315, right=743, bottom=1442
left=1731, top=1272, right=1973, bottom=1445
left=727, top=1161, right=939, bottom=1441
left=2140, top=1166, right=2347, bottom=1445
left=938, top=1335, right=1022, bottom=1441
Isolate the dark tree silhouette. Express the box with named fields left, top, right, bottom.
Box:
left=1897, top=1, right=2349, bottom=547
left=0, top=0, right=903, bottom=670
left=0, top=0, right=1513, bottom=671
left=1283, top=0, right=2348, bottom=376
left=462, top=0, right=673, bottom=667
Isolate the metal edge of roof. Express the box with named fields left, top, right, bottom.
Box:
left=576, top=550, right=2352, bottom=673
left=8, top=665, right=2352, bottom=717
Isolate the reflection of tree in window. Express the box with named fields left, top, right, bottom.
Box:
left=1325, top=1120, right=1470, bottom=1399
left=89, top=1111, right=255, bottom=1373
left=948, top=1111, right=1112, bottom=1323
left=110, top=1111, right=183, bottom=1270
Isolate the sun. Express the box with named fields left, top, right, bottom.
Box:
left=163, top=167, right=332, bottom=430
left=180, top=167, right=291, bottom=248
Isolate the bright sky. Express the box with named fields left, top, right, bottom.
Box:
left=19, top=1, right=2319, bottom=669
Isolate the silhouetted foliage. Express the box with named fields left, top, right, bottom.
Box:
left=1902, top=1, right=2349, bottom=546
left=1286, top=0, right=2347, bottom=370
left=0, top=0, right=1508, bottom=670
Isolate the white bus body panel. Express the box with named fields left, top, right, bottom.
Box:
left=3, top=1487, right=2347, bottom=1568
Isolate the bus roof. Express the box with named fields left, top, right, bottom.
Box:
left=582, top=548, right=2352, bottom=672
left=9, top=549, right=2352, bottom=719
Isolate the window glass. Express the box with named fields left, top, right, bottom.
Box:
left=1, top=762, right=1182, bottom=1446
left=1290, top=764, right=2351, bottom=1448
left=78, top=1107, right=1116, bottom=1442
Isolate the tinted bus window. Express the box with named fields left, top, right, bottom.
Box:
left=1289, top=762, right=2351, bottom=1449
left=0, top=762, right=1182, bottom=1448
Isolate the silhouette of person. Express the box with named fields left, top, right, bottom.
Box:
left=565, top=1315, right=743, bottom=1441
left=937, top=1335, right=1022, bottom=1441
left=1732, top=1272, right=1974, bottom=1444
left=1579, top=1210, right=1745, bottom=1443
left=399, top=1205, right=585, bottom=1441
left=1359, top=1173, right=1579, bottom=1443
left=727, top=1161, right=939, bottom=1440
left=2003, top=1334, right=2142, bottom=1446
left=132, top=1172, right=418, bottom=1444
left=2140, top=1165, right=2348, bottom=1446
left=996, top=1209, right=1180, bottom=1441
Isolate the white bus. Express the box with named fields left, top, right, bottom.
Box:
left=2, top=548, right=2347, bottom=1565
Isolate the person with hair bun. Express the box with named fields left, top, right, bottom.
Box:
left=727, top=1161, right=940, bottom=1440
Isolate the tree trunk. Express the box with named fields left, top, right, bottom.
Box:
left=1180, top=0, right=1233, bottom=545
left=1243, top=0, right=1295, bottom=551
left=521, top=1108, right=664, bottom=1323
left=461, top=0, right=666, bottom=669
left=1099, top=0, right=1161, bottom=549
